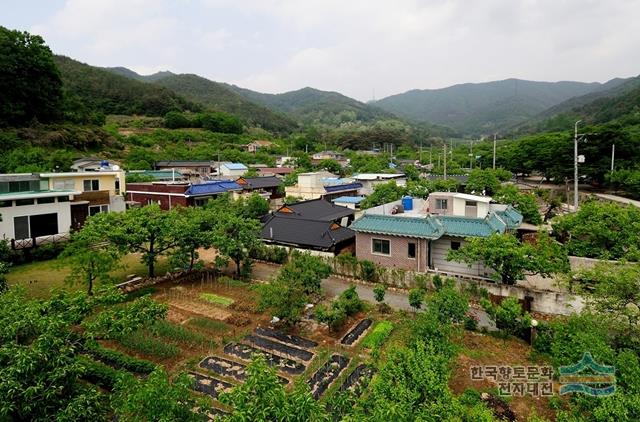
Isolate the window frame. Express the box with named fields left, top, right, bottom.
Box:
left=83, top=179, right=100, bottom=192
left=407, top=242, right=416, bottom=259
left=451, top=240, right=461, bottom=251
left=435, top=198, right=448, bottom=209
left=88, top=204, right=109, bottom=216
left=372, top=238, right=391, bottom=256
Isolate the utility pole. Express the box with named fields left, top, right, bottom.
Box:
left=493, top=134, right=497, bottom=169
left=429, top=146, right=433, bottom=166
left=443, top=143, right=447, bottom=180
left=469, top=140, right=474, bottom=170
left=419, top=141, right=423, bottom=163
left=574, top=120, right=581, bottom=211
left=611, top=144, right=615, bottom=172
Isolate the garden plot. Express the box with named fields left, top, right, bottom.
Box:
left=340, top=318, right=373, bottom=346
left=255, top=326, right=318, bottom=349
left=207, top=407, right=229, bottom=420
left=190, top=372, right=234, bottom=399
left=244, top=334, right=314, bottom=362
left=308, top=354, right=350, bottom=400
left=223, top=343, right=306, bottom=375
left=340, top=364, right=375, bottom=395
left=199, top=355, right=289, bottom=385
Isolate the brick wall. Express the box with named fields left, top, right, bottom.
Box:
left=355, top=232, right=428, bottom=272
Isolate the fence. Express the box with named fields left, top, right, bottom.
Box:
left=11, top=233, right=71, bottom=250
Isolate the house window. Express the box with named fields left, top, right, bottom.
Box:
left=372, top=238, right=390, bottom=255
left=37, top=197, right=55, bottom=204
left=83, top=179, right=100, bottom=191
left=451, top=241, right=461, bottom=250
left=465, top=201, right=477, bottom=207
left=408, top=242, right=416, bottom=259
left=13, top=213, right=58, bottom=239
left=53, top=179, right=75, bottom=190
left=14, top=216, right=29, bottom=239
left=15, top=198, right=34, bottom=206
left=57, top=196, right=70, bottom=202
left=435, top=199, right=448, bottom=209
left=89, top=204, right=109, bottom=216
left=0, top=200, right=11, bottom=207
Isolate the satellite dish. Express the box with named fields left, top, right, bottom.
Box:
left=112, top=165, right=120, bottom=171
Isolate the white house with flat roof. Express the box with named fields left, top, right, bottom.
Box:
left=352, top=173, right=407, bottom=195
left=0, top=174, right=79, bottom=248
left=219, top=163, right=248, bottom=177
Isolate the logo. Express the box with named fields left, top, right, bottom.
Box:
left=558, top=352, right=616, bottom=396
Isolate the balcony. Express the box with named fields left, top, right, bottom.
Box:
left=73, top=190, right=110, bottom=205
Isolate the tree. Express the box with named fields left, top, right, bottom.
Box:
left=408, top=288, right=424, bottom=311
left=481, top=297, right=531, bottom=338
left=92, top=205, right=179, bottom=278
left=279, top=253, right=331, bottom=295
left=373, top=283, right=387, bottom=304
left=113, top=369, right=210, bottom=422
left=427, top=285, right=469, bottom=324
left=219, top=355, right=328, bottom=421
left=552, top=199, right=640, bottom=261
left=316, top=158, right=342, bottom=175
left=163, top=111, right=192, bottom=129
left=61, top=229, right=122, bottom=295
left=170, top=206, right=215, bottom=271
left=213, top=213, right=261, bottom=277
left=0, top=26, right=63, bottom=126
left=361, top=181, right=405, bottom=209
left=448, top=232, right=569, bottom=285
left=236, top=193, right=270, bottom=219
left=465, top=168, right=501, bottom=195
left=494, top=184, right=542, bottom=225
left=256, top=275, right=308, bottom=326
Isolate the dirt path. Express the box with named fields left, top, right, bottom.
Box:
left=251, top=261, right=495, bottom=330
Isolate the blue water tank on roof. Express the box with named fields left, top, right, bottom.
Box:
left=402, top=196, right=413, bottom=211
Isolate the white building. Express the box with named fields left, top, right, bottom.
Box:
left=219, top=163, right=248, bottom=178
left=352, top=173, right=407, bottom=196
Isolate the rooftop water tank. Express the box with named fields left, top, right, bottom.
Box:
left=402, top=196, right=413, bottom=211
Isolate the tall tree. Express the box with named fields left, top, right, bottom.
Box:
left=0, top=26, right=62, bottom=126
left=213, top=213, right=261, bottom=277
left=448, top=232, right=569, bottom=285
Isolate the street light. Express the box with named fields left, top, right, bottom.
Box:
left=574, top=120, right=581, bottom=211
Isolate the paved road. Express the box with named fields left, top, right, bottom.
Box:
left=251, top=262, right=495, bottom=330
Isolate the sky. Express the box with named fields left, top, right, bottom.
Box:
left=3, top=0, right=640, bottom=101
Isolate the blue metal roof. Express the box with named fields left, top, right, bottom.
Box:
left=222, top=163, right=248, bottom=170
left=332, top=196, right=366, bottom=204
left=185, top=181, right=242, bottom=196
left=324, top=182, right=363, bottom=193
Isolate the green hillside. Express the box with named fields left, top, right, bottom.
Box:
left=227, top=85, right=397, bottom=126
left=104, top=67, right=176, bottom=82
left=133, top=73, right=298, bottom=133
left=54, top=56, right=199, bottom=119
left=374, top=78, right=608, bottom=135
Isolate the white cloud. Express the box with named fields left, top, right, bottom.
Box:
left=20, top=0, right=640, bottom=100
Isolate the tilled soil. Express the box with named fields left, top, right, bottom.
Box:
left=339, top=364, right=375, bottom=395
left=255, top=326, right=318, bottom=349
left=340, top=319, right=372, bottom=346
left=189, top=372, right=234, bottom=399
left=244, top=334, right=314, bottom=361
left=199, top=355, right=289, bottom=384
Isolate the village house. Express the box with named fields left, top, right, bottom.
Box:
left=261, top=199, right=356, bottom=256
left=235, top=176, right=283, bottom=201
left=311, top=151, right=349, bottom=167
left=285, top=172, right=362, bottom=201
left=256, top=167, right=294, bottom=178
left=70, top=157, right=122, bottom=172
left=154, top=160, right=217, bottom=179
left=350, top=192, right=522, bottom=277
left=246, top=140, right=274, bottom=153
left=219, top=163, right=248, bottom=178
left=332, top=196, right=366, bottom=210
left=0, top=170, right=126, bottom=248
left=352, top=173, right=407, bottom=195
left=125, top=180, right=242, bottom=210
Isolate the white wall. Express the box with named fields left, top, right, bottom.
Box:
left=0, top=200, right=72, bottom=241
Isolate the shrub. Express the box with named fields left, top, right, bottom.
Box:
left=336, top=285, right=364, bottom=315
left=362, top=320, right=394, bottom=350
left=250, top=245, right=288, bottom=264
left=373, top=283, right=386, bottom=304
left=415, top=273, right=430, bottom=290
left=85, top=341, right=157, bottom=374
left=117, top=330, right=181, bottom=359
left=481, top=297, right=531, bottom=338
left=359, top=260, right=378, bottom=282
left=408, top=288, right=424, bottom=311
left=79, top=356, right=126, bottom=391
left=315, top=304, right=347, bottom=331
left=427, top=286, right=469, bottom=324
left=463, top=313, right=479, bottom=331
left=431, top=274, right=443, bottom=290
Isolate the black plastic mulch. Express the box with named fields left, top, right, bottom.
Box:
left=339, top=364, right=375, bottom=395
left=245, top=334, right=314, bottom=361
left=190, top=372, right=233, bottom=399
left=255, top=326, right=318, bottom=349
left=340, top=319, right=373, bottom=346
left=223, top=343, right=306, bottom=375
left=199, top=355, right=289, bottom=384
left=308, top=354, right=350, bottom=400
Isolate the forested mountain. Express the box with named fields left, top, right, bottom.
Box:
left=227, top=85, right=397, bottom=126
left=104, top=67, right=176, bottom=82
left=54, top=56, right=199, bottom=120
left=374, top=78, right=612, bottom=135
left=517, top=76, right=640, bottom=132
left=150, top=74, right=298, bottom=133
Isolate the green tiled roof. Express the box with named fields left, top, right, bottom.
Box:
left=438, top=216, right=497, bottom=238
left=496, top=206, right=523, bottom=228
left=350, top=214, right=442, bottom=239
left=352, top=208, right=524, bottom=239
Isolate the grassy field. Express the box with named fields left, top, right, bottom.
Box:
left=6, top=253, right=170, bottom=299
